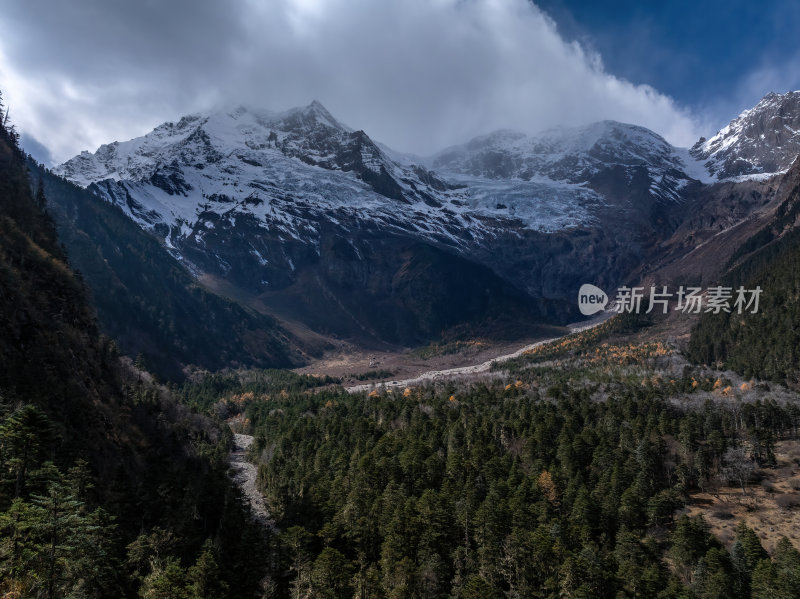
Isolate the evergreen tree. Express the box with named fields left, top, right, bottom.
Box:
left=310, top=547, right=354, bottom=598
left=35, top=175, right=46, bottom=211
left=187, top=540, right=229, bottom=599
left=0, top=404, right=54, bottom=499
left=735, top=522, right=768, bottom=573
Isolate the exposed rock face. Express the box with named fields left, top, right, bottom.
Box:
left=691, top=91, right=800, bottom=180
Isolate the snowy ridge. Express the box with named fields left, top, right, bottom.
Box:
left=55, top=95, right=800, bottom=279
left=430, top=120, right=703, bottom=204
left=691, top=91, right=800, bottom=180
left=56, top=102, right=637, bottom=253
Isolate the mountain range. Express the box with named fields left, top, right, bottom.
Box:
left=49, top=90, right=800, bottom=375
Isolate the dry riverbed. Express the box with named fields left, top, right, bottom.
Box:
left=228, top=433, right=275, bottom=531
left=345, top=313, right=613, bottom=393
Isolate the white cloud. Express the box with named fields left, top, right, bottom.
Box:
left=0, top=0, right=703, bottom=164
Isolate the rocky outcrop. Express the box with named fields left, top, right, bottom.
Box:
left=692, top=91, right=800, bottom=179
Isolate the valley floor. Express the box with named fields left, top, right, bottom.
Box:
left=296, top=312, right=613, bottom=390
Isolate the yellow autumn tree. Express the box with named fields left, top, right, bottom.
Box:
left=538, top=470, right=559, bottom=508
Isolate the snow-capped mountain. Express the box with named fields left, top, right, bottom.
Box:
left=56, top=101, right=707, bottom=252
left=692, top=91, right=800, bottom=180
left=56, top=101, right=475, bottom=247
left=53, top=93, right=800, bottom=344
left=55, top=102, right=603, bottom=341
left=52, top=101, right=708, bottom=330
left=430, top=121, right=699, bottom=204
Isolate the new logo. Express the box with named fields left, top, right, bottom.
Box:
left=578, top=284, right=608, bottom=316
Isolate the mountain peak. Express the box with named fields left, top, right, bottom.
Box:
left=742, top=90, right=800, bottom=121
left=756, top=89, right=800, bottom=104
left=280, top=99, right=344, bottom=131
left=298, top=99, right=333, bottom=120
left=693, top=90, right=800, bottom=180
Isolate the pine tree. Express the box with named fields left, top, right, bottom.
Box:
left=772, top=537, right=800, bottom=599
left=310, top=547, right=354, bottom=599
left=750, top=558, right=777, bottom=599
left=30, top=481, right=99, bottom=598
left=0, top=497, right=44, bottom=595
left=140, top=556, right=192, bottom=599
left=0, top=480, right=115, bottom=598
left=187, top=540, right=229, bottom=599
left=734, top=522, right=768, bottom=573
left=35, top=175, right=46, bottom=211
left=0, top=404, right=54, bottom=499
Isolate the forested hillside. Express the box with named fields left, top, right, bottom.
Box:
left=0, top=93, right=269, bottom=598
left=689, top=161, right=800, bottom=384
left=26, top=159, right=297, bottom=380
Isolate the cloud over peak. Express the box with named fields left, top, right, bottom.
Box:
left=0, top=0, right=702, bottom=163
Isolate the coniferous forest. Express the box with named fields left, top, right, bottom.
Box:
left=688, top=181, right=800, bottom=385
left=170, top=331, right=800, bottom=598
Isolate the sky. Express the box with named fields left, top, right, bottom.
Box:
left=1, top=0, right=799, bottom=166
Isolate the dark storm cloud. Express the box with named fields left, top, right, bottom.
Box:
left=0, top=0, right=247, bottom=159
left=0, top=0, right=702, bottom=164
